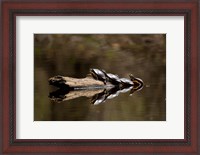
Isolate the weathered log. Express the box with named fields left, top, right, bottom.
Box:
left=49, top=73, right=143, bottom=90
left=49, top=75, right=112, bottom=89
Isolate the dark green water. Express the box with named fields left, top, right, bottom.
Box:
left=34, top=34, right=166, bottom=121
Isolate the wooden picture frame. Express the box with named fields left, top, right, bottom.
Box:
left=0, top=0, right=199, bottom=154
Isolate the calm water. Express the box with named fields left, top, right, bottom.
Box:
left=34, top=34, right=166, bottom=121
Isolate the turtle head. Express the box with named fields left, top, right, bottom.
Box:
left=129, top=74, right=135, bottom=80
left=89, top=68, right=96, bottom=77
left=90, top=68, right=95, bottom=74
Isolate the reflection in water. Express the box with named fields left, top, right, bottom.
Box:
left=91, top=86, right=134, bottom=105
left=49, top=84, right=142, bottom=105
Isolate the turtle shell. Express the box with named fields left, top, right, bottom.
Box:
left=90, top=69, right=107, bottom=84
left=129, top=74, right=144, bottom=90
left=120, top=78, right=134, bottom=85
left=132, top=77, right=143, bottom=90
left=106, top=73, right=121, bottom=85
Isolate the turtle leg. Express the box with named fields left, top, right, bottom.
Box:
left=91, top=73, right=98, bottom=80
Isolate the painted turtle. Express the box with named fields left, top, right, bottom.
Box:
left=105, top=73, right=121, bottom=85
left=120, top=78, right=134, bottom=86
left=129, top=74, right=144, bottom=90
left=90, top=69, right=107, bottom=84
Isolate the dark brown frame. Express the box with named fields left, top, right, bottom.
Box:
left=0, top=0, right=199, bottom=154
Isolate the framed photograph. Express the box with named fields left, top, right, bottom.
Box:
left=1, top=0, right=199, bottom=154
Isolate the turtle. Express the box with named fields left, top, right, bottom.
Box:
left=105, top=73, right=121, bottom=85
left=129, top=74, right=144, bottom=90
left=118, top=86, right=133, bottom=93
left=90, top=69, right=107, bottom=84
left=120, top=78, right=134, bottom=86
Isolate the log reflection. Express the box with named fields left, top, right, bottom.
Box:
left=49, top=85, right=143, bottom=105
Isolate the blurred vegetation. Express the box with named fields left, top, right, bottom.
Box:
left=34, top=34, right=166, bottom=121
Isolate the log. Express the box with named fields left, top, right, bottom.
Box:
left=49, top=74, right=143, bottom=90
left=49, top=75, right=112, bottom=89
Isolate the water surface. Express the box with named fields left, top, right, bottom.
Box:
left=34, top=34, right=166, bottom=121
